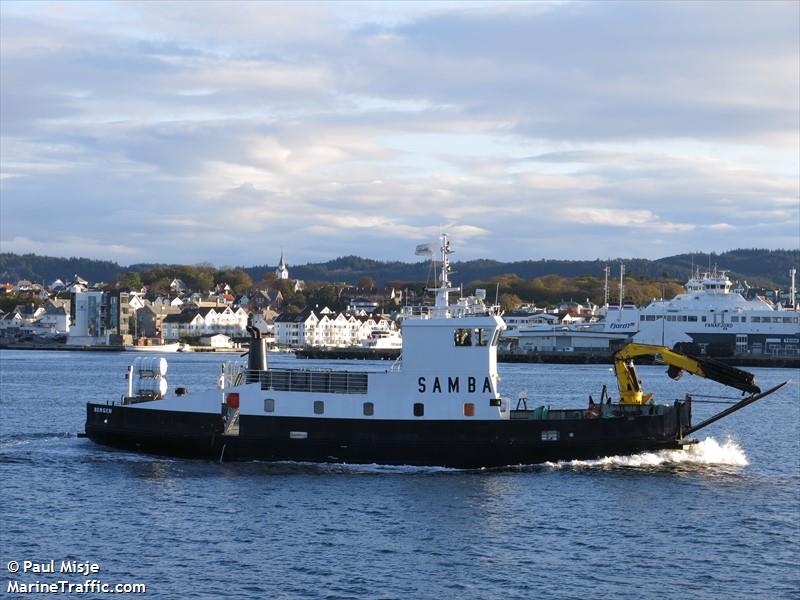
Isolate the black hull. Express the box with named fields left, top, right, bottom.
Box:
left=85, top=402, right=690, bottom=468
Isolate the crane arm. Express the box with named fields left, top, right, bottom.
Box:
left=613, top=343, right=760, bottom=405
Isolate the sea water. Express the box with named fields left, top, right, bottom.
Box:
left=0, top=350, right=798, bottom=599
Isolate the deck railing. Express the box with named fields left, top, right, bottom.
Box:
left=251, top=368, right=369, bottom=394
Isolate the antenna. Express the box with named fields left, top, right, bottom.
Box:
left=618, top=261, right=625, bottom=319
left=790, top=268, right=797, bottom=310
left=602, top=265, right=610, bottom=307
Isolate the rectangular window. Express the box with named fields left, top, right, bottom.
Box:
left=688, top=316, right=697, bottom=322
left=264, top=398, right=275, bottom=412
left=701, top=316, right=707, bottom=322
left=463, top=403, right=475, bottom=417
left=363, top=402, right=374, bottom=416
left=454, top=328, right=472, bottom=346
left=313, top=400, right=324, bottom=415
left=413, top=403, right=424, bottom=417
left=474, top=328, right=488, bottom=346
left=732, top=316, right=739, bottom=322
left=741, top=317, right=746, bottom=323
left=751, top=317, right=760, bottom=323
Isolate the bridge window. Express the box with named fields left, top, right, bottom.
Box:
left=473, top=328, right=489, bottom=346
left=454, top=328, right=472, bottom=346
left=413, top=403, right=424, bottom=417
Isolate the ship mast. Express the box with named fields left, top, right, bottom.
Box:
left=617, top=261, right=625, bottom=320
left=603, top=265, right=610, bottom=307
left=790, top=268, right=797, bottom=310
left=429, top=233, right=459, bottom=318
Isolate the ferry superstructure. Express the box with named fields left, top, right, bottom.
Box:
left=606, top=269, right=800, bottom=356
left=84, top=236, right=784, bottom=468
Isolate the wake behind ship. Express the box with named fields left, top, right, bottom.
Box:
left=84, top=235, right=785, bottom=468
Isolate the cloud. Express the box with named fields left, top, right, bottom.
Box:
left=0, top=1, right=797, bottom=266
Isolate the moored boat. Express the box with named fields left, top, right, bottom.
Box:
left=85, top=235, right=786, bottom=468
left=124, top=342, right=183, bottom=352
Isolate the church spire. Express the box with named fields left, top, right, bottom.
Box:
left=276, top=248, right=289, bottom=280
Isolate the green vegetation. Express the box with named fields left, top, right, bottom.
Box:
left=0, top=292, right=44, bottom=313
left=466, top=274, right=685, bottom=310
left=1, top=249, right=797, bottom=301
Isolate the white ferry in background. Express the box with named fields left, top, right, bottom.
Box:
left=606, top=269, right=800, bottom=357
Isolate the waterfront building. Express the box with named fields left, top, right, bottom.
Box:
left=67, top=290, right=130, bottom=345
left=274, top=307, right=396, bottom=348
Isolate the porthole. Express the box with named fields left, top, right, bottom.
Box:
left=363, top=402, right=374, bottom=416
left=264, top=398, right=275, bottom=412
left=413, top=403, right=424, bottom=417
left=313, top=400, right=324, bottom=415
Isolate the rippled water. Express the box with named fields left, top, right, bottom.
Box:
left=1, top=350, right=798, bottom=598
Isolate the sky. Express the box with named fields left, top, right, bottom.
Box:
left=1, top=1, right=798, bottom=268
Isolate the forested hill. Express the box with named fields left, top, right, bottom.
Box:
left=1, top=248, right=797, bottom=289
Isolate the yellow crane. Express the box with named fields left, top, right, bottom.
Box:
left=613, top=343, right=761, bottom=405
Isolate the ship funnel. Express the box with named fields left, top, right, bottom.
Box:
left=246, top=321, right=267, bottom=382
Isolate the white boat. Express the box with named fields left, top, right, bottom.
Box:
left=605, top=269, right=800, bottom=356
left=361, top=329, right=403, bottom=349
left=125, top=342, right=183, bottom=353
left=84, top=234, right=783, bottom=467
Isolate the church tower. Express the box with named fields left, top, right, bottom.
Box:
left=275, top=249, right=289, bottom=280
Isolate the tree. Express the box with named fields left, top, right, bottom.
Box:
left=215, top=269, right=253, bottom=294
left=117, top=271, right=143, bottom=291
left=358, top=275, right=375, bottom=290
left=257, top=272, right=278, bottom=289
left=498, top=293, right=524, bottom=313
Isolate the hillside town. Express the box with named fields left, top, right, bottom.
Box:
left=0, top=253, right=407, bottom=351
left=1, top=252, right=798, bottom=363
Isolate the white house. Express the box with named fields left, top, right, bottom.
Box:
left=274, top=308, right=396, bottom=348
left=199, top=333, right=234, bottom=348
left=161, top=306, right=248, bottom=340
left=35, top=302, right=70, bottom=334
left=154, top=296, right=183, bottom=308
left=162, top=310, right=205, bottom=340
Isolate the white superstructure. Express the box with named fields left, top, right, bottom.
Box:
left=127, top=234, right=510, bottom=422
left=607, top=269, right=800, bottom=356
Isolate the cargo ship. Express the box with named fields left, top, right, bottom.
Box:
left=84, top=235, right=785, bottom=468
